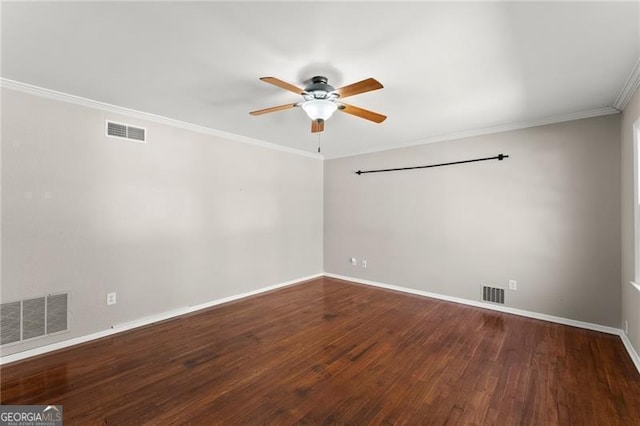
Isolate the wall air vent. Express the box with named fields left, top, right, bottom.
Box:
left=47, top=294, right=68, bottom=334
left=0, top=302, right=21, bottom=345
left=482, top=286, right=505, bottom=304
left=106, top=121, right=146, bottom=143
left=0, top=293, right=69, bottom=346
left=22, top=297, right=46, bottom=340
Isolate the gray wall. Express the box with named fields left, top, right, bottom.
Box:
left=325, top=115, right=621, bottom=327
left=621, top=86, right=640, bottom=354
left=1, top=85, right=629, bottom=358
left=1, top=88, right=323, bottom=356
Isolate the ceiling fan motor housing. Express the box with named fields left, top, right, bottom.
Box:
left=304, top=76, right=337, bottom=100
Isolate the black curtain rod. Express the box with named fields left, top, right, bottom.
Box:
left=355, top=154, right=509, bottom=175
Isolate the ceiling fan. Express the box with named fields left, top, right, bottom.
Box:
left=250, top=76, right=386, bottom=133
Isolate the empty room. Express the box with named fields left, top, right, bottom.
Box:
left=1, top=1, right=640, bottom=424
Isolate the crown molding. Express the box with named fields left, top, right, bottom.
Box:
left=1, top=77, right=624, bottom=161
left=0, top=78, right=323, bottom=160
left=614, top=58, right=640, bottom=111
left=325, top=106, right=620, bottom=159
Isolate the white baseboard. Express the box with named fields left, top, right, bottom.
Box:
left=324, top=273, right=619, bottom=333
left=324, top=273, right=640, bottom=374
left=620, top=332, right=640, bottom=373
left=0, top=273, right=323, bottom=365
left=4, top=272, right=639, bottom=375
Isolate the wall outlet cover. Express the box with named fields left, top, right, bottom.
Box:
left=107, top=292, right=117, bottom=306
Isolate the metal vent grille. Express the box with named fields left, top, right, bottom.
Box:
left=0, top=293, right=69, bottom=345
left=47, top=294, right=68, bottom=334
left=126, top=126, right=145, bottom=141
left=106, top=121, right=146, bottom=142
left=23, top=297, right=46, bottom=340
left=482, top=286, right=505, bottom=304
left=0, top=302, right=21, bottom=345
left=107, top=121, right=127, bottom=138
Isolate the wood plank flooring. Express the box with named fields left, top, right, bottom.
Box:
left=2, top=277, right=640, bottom=425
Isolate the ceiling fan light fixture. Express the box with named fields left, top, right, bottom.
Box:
left=250, top=76, right=386, bottom=133
left=302, top=99, right=338, bottom=121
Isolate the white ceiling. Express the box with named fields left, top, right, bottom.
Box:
left=2, top=1, right=639, bottom=158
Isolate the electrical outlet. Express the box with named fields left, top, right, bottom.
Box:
left=625, top=320, right=628, bottom=335
left=350, top=257, right=357, bottom=266
left=107, top=292, right=117, bottom=306
left=508, top=280, right=517, bottom=291
left=361, top=260, right=367, bottom=268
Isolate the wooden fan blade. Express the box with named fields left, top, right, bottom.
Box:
left=249, top=103, right=298, bottom=116
left=260, top=77, right=305, bottom=95
left=311, top=119, right=325, bottom=133
left=340, top=103, right=387, bottom=123
left=334, top=78, right=383, bottom=99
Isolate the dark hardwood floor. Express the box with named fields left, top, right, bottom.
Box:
left=2, top=277, right=640, bottom=425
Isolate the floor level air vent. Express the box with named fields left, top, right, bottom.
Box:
left=106, top=121, right=146, bottom=143
left=0, top=293, right=69, bottom=345
left=482, top=286, right=505, bottom=304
